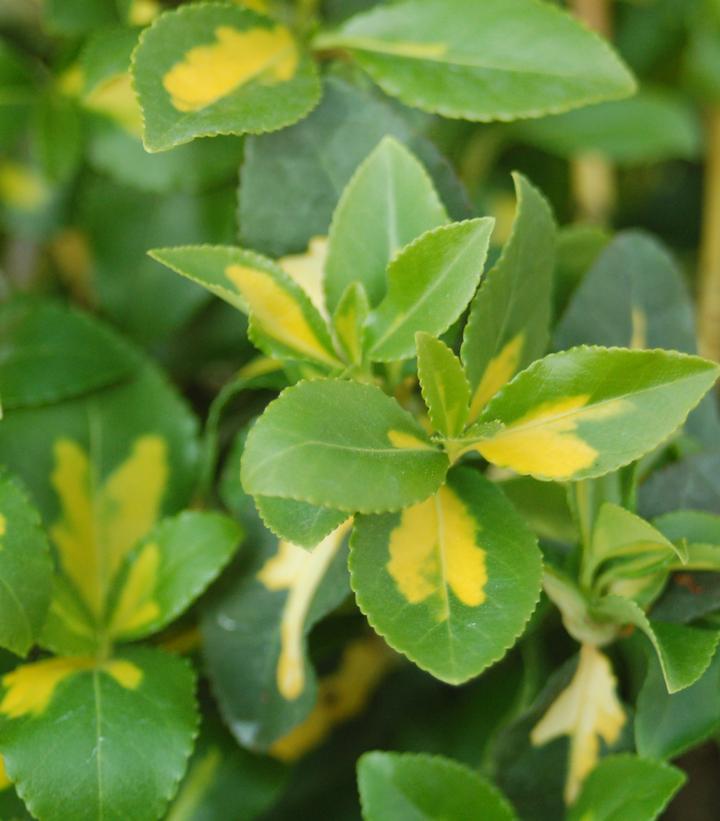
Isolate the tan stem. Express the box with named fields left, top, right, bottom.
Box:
left=569, top=0, right=616, bottom=225
left=698, top=107, right=720, bottom=362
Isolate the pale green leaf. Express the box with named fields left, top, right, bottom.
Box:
left=416, top=332, right=470, bottom=438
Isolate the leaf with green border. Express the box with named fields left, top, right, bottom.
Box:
left=567, top=754, right=685, bottom=821
left=316, top=0, right=635, bottom=122
left=150, top=245, right=341, bottom=370
left=0, top=471, right=52, bottom=657
left=107, top=510, right=242, bottom=642
left=253, top=496, right=347, bottom=550
left=332, top=282, right=370, bottom=367
left=0, top=333, right=199, bottom=656
left=416, top=332, right=470, bottom=438
left=366, top=218, right=494, bottom=362
left=472, top=347, right=720, bottom=482
left=0, top=647, right=197, bottom=821
left=635, top=647, right=720, bottom=761
left=350, top=467, right=541, bottom=684
left=132, top=3, right=321, bottom=152
left=166, top=712, right=287, bottom=821
left=511, top=90, right=700, bottom=164
left=239, top=77, right=471, bottom=258
left=204, top=434, right=351, bottom=749
left=324, top=136, right=447, bottom=312
left=591, top=594, right=720, bottom=692
left=241, top=379, right=449, bottom=513
left=357, top=751, right=517, bottom=821
left=0, top=298, right=136, bottom=410
left=461, top=172, right=555, bottom=422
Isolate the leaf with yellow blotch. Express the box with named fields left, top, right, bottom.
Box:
left=132, top=3, right=320, bottom=151
left=150, top=245, right=342, bottom=370
left=108, top=510, right=242, bottom=642
left=0, top=647, right=197, bottom=821
left=0, top=472, right=52, bottom=657
left=531, top=644, right=626, bottom=804
left=204, top=448, right=353, bottom=751
left=474, top=347, right=720, bottom=482
left=350, top=467, right=541, bottom=683
left=461, top=173, right=555, bottom=422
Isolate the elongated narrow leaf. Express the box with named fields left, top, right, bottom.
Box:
left=133, top=4, right=320, bottom=151
left=350, top=467, right=541, bottom=683
left=366, top=219, right=494, bottom=362
left=150, top=245, right=341, bottom=369
left=567, top=755, right=684, bottom=821
left=358, top=752, right=517, bottom=821
left=592, top=595, right=719, bottom=692
left=254, top=496, right=347, bottom=549
left=108, top=511, right=242, bottom=642
left=0, top=648, right=197, bottom=821
left=332, top=282, right=370, bottom=366
left=474, top=348, right=720, bottom=482
left=416, top=332, right=470, bottom=438
left=241, top=380, right=449, bottom=513
left=0, top=299, right=136, bottom=410
left=204, top=457, right=351, bottom=749
left=0, top=472, right=52, bottom=656
left=324, top=136, right=447, bottom=311
left=461, top=173, right=555, bottom=421
left=317, top=0, right=635, bottom=122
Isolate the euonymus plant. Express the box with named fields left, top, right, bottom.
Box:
left=2, top=0, right=720, bottom=819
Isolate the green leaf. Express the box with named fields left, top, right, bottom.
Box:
left=567, top=755, right=684, bottom=821
left=239, top=77, right=470, bottom=258
left=205, top=438, right=351, bottom=749
left=108, top=510, right=242, bottom=642
left=473, top=347, right=720, bottom=482
left=635, top=648, right=720, bottom=761
left=591, top=594, right=720, bottom=692
left=357, top=751, right=517, bottom=821
left=0, top=647, right=197, bottom=821
left=0, top=298, right=136, bottom=410
left=0, top=340, right=200, bottom=656
left=317, top=0, right=635, bottom=122
left=497, top=477, right=576, bottom=544
left=43, top=0, right=119, bottom=34
left=241, top=380, right=449, bottom=513
left=461, top=173, right=555, bottom=421
left=654, top=510, right=720, bottom=547
left=254, top=496, right=347, bottom=550
left=350, top=467, right=541, bottom=684
left=150, top=245, right=341, bottom=370
left=640, top=451, right=720, bottom=519
left=324, top=136, right=447, bottom=311
left=366, top=218, right=494, bottom=362
left=416, top=332, right=470, bottom=438
left=0, top=471, right=52, bottom=657
left=511, top=90, right=700, bottom=163
left=332, top=282, right=370, bottom=367
left=32, top=93, right=83, bottom=183
left=132, top=3, right=321, bottom=151
left=553, top=223, right=610, bottom=319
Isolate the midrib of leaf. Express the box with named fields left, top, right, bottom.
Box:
left=371, top=226, right=484, bottom=352
left=433, top=493, right=459, bottom=678
left=93, top=669, right=105, bottom=821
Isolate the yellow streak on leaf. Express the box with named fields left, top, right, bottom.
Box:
left=0, top=657, right=142, bottom=719
left=0, top=162, right=49, bottom=211
left=109, top=542, right=161, bottom=638
left=225, top=264, right=338, bottom=367
left=630, top=307, right=647, bottom=350
left=0, top=756, right=10, bottom=790
left=476, top=395, right=629, bottom=480
left=279, top=236, right=328, bottom=317
left=270, top=636, right=395, bottom=762
left=469, top=333, right=525, bottom=421
left=84, top=73, right=144, bottom=137
left=0, top=514, right=6, bottom=539
left=50, top=436, right=167, bottom=620
left=387, top=484, right=487, bottom=620
left=531, top=644, right=626, bottom=804
left=344, top=38, right=448, bottom=59
left=163, top=25, right=298, bottom=113
left=387, top=430, right=433, bottom=450
left=258, top=521, right=351, bottom=701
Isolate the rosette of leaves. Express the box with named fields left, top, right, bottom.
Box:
left=131, top=0, right=636, bottom=151
left=153, top=141, right=720, bottom=703
left=0, top=299, right=243, bottom=821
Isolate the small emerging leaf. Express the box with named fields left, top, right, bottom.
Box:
left=416, top=332, right=470, bottom=438
left=332, top=282, right=370, bottom=367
